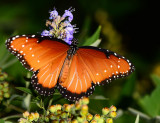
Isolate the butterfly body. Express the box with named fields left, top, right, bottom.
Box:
left=6, top=35, right=135, bottom=101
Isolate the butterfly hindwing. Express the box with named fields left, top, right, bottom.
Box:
left=58, top=55, right=95, bottom=101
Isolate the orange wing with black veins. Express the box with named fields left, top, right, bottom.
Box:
left=58, top=46, right=135, bottom=101
left=6, top=35, right=69, bottom=95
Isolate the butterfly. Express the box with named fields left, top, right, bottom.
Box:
left=5, top=35, right=135, bottom=101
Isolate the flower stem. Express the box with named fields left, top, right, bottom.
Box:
left=3, top=102, right=25, bottom=113
left=128, top=107, right=151, bottom=121
left=2, top=114, right=22, bottom=121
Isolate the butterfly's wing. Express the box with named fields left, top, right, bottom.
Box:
left=58, top=54, right=95, bottom=101
left=58, top=46, right=135, bottom=101
left=6, top=35, right=69, bottom=95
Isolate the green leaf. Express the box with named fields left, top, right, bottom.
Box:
left=0, top=119, right=5, bottom=123
left=16, top=87, right=33, bottom=95
left=22, top=94, right=31, bottom=110
left=139, top=85, right=160, bottom=117
left=81, top=26, right=101, bottom=46
left=135, top=114, right=139, bottom=123
left=90, top=39, right=102, bottom=47
left=150, top=74, right=160, bottom=86
left=121, top=72, right=136, bottom=96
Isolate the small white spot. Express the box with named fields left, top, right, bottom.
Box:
left=118, top=60, right=120, bottom=62
left=110, top=65, right=113, bottom=68
left=96, top=73, right=99, bottom=75
left=32, top=54, right=34, bottom=57
left=31, top=35, right=35, bottom=37
left=20, top=51, right=23, bottom=53
left=129, top=63, right=131, bottom=66
left=104, top=70, right=107, bottom=72
left=26, top=37, right=28, bottom=39
left=12, top=37, right=16, bottom=40
left=11, top=45, right=13, bottom=48
left=116, top=71, right=118, bottom=74
left=114, top=53, right=117, bottom=56
left=37, top=60, right=40, bottom=63
left=22, top=45, right=25, bottom=47
left=26, top=40, right=28, bottom=42
left=16, top=35, right=19, bottom=38
left=29, top=47, right=32, bottom=50
left=118, top=65, right=120, bottom=69
left=22, top=35, right=26, bottom=36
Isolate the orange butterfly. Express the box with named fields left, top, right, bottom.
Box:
left=6, top=35, right=135, bottom=101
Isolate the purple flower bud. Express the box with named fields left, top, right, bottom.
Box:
left=49, top=9, right=58, bottom=20
left=65, top=26, right=74, bottom=35
left=64, top=32, right=73, bottom=45
left=41, top=30, right=49, bottom=36
left=62, top=8, right=74, bottom=22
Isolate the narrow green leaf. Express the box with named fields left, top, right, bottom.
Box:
left=81, top=26, right=101, bottom=46
left=90, top=39, right=101, bottom=47
left=90, top=95, right=109, bottom=100
left=135, top=114, right=139, bottom=123
left=22, top=94, right=31, bottom=110
left=16, top=87, right=33, bottom=95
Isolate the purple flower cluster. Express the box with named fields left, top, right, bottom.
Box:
left=41, top=7, right=77, bottom=45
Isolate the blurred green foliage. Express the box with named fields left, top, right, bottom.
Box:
left=0, top=0, right=158, bottom=123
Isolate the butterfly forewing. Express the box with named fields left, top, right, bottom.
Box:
left=77, top=47, right=135, bottom=85
left=6, top=35, right=70, bottom=95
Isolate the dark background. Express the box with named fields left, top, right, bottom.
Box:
left=0, top=0, right=159, bottom=122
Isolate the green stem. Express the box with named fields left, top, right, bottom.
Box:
left=2, top=114, right=22, bottom=121
left=3, top=103, right=25, bottom=113
left=128, top=107, right=151, bottom=121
